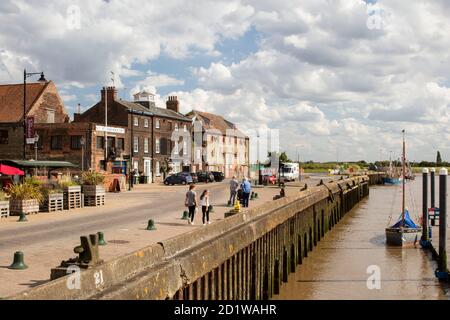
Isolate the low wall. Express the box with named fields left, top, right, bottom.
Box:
left=12, top=175, right=375, bottom=300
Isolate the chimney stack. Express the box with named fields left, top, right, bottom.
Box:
left=166, top=96, right=179, bottom=113
left=101, top=86, right=118, bottom=103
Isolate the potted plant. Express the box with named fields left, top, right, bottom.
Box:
left=0, top=191, right=9, bottom=218
left=40, top=185, right=64, bottom=212
left=58, top=175, right=82, bottom=209
left=81, top=171, right=105, bottom=206
left=7, top=181, right=43, bottom=216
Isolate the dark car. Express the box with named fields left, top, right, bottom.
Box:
left=197, top=171, right=215, bottom=183
left=210, top=171, right=225, bottom=182
left=164, top=173, right=193, bottom=185
left=189, top=172, right=199, bottom=183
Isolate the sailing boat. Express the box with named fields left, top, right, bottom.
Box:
left=385, top=130, right=421, bottom=246
left=383, top=155, right=402, bottom=185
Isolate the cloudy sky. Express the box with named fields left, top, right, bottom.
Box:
left=1, top=0, right=450, bottom=162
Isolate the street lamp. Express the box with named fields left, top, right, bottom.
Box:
left=257, top=130, right=261, bottom=185
left=80, top=136, right=86, bottom=171
left=23, top=69, right=46, bottom=160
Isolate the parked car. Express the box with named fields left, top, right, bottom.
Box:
left=164, top=173, right=193, bottom=185
left=211, top=171, right=225, bottom=182
left=197, top=171, right=215, bottom=183
left=189, top=172, right=199, bottom=183
left=262, top=174, right=277, bottom=185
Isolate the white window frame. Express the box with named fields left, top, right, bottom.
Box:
left=155, top=138, right=160, bottom=153
left=183, top=124, right=187, bottom=132
left=175, top=123, right=179, bottom=131
left=174, top=141, right=179, bottom=154
left=144, top=118, right=149, bottom=128
left=155, top=119, right=160, bottom=129
left=183, top=140, right=188, bottom=155
left=134, top=116, right=139, bottom=127
left=156, top=161, right=160, bottom=176
left=134, top=136, right=139, bottom=153
left=144, top=138, right=149, bottom=153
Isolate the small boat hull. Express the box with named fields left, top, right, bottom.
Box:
left=383, top=177, right=402, bottom=185
left=385, top=227, right=421, bottom=246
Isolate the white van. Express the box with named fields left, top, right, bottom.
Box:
left=281, top=163, right=299, bottom=181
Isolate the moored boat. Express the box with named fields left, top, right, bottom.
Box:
left=385, top=130, right=421, bottom=246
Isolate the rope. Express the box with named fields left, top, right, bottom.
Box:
left=386, top=183, right=399, bottom=227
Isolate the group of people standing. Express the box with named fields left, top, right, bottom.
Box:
left=184, top=176, right=252, bottom=225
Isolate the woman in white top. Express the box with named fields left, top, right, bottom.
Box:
left=200, top=190, right=210, bottom=225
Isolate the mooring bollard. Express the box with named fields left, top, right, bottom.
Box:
left=146, top=219, right=156, bottom=231
left=181, top=210, right=189, bottom=220
left=421, top=168, right=430, bottom=247
left=9, top=251, right=28, bottom=270
left=97, top=232, right=107, bottom=246
left=438, top=168, right=448, bottom=276
left=17, top=212, right=27, bottom=222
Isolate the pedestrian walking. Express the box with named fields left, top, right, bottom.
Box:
left=185, top=184, right=198, bottom=225
left=229, top=176, right=239, bottom=205
left=200, top=190, right=211, bottom=225
left=241, top=177, right=251, bottom=208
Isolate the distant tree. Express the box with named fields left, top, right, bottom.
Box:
left=436, top=151, right=442, bottom=165
left=279, top=152, right=290, bottom=163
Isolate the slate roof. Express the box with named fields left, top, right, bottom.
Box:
left=0, top=82, right=49, bottom=123
left=187, top=110, right=248, bottom=138
left=118, top=100, right=191, bottom=122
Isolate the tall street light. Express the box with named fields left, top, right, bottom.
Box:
left=257, top=130, right=261, bottom=185
left=23, top=69, right=46, bottom=160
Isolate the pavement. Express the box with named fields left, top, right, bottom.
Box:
left=0, top=177, right=322, bottom=298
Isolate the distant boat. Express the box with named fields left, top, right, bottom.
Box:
left=385, top=130, right=421, bottom=246
left=383, top=156, right=402, bottom=185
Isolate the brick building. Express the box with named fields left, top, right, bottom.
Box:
left=0, top=81, right=69, bottom=160
left=186, top=110, right=250, bottom=178
left=74, top=87, right=192, bottom=183
left=27, top=122, right=128, bottom=174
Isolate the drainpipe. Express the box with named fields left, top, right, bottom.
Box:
left=151, top=115, right=154, bottom=183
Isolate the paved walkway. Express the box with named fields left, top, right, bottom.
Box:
left=0, top=179, right=317, bottom=298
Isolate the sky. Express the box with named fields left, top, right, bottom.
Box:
left=1, top=0, right=450, bottom=162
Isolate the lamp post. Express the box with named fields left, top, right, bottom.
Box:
left=257, top=130, right=261, bottom=185
left=80, top=137, right=85, bottom=171
left=23, top=69, right=46, bottom=160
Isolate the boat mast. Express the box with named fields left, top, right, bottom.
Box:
left=402, top=129, right=406, bottom=225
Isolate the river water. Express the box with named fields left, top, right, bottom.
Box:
left=273, top=175, right=450, bottom=300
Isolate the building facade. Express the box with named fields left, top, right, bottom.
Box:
left=187, top=110, right=250, bottom=179
left=74, top=87, right=192, bottom=183
left=0, top=81, right=69, bottom=160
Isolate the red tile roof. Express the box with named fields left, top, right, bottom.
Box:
left=0, top=82, right=48, bottom=123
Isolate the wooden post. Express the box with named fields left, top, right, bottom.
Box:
left=421, top=168, right=429, bottom=245
left=431, top=168, right=436, bottom=208
left=438, top=168, right=447, bottom=274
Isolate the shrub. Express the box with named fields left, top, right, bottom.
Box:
left=81, top=171, right=105, bottom=186
left=0, top=191, right=8, bottom=201
left=58, top=175, right=80, bottom=188
left=6, top=182, right=44, bottom=203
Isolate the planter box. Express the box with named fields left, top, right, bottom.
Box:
left=82, top=185, right=105, bottom=196
left=0, top=200, right=9, bottom=218
left=63, top=186, right=82, bottom=210
left=63, top=186, right=81, bottom=193
left=9, top=199, right=39, bottom=216
left=82, top=185, right=105, bottom=207
left=40, top=193, right=64, bottom=212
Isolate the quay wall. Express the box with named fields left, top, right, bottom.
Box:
left=12, top=174, right=382, bottom=300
